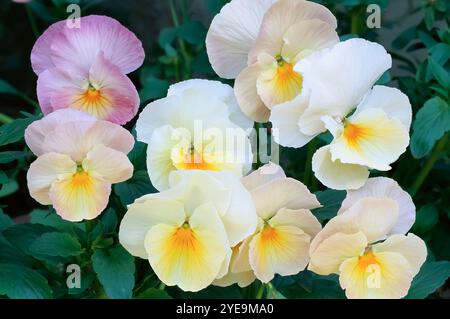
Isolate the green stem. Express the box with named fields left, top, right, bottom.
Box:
left=158, top=281, right=166, bottom=290
left=409, top=133, right=449, bottom=197
left=0, top=113, right=13, bottom=124
left=168, top=0, right=191, bottom=79
left=255, top=283, right=266, bottom=299
left=303, top=140, right=316, bottom=185
left=25, top=5, right=39, bottom=39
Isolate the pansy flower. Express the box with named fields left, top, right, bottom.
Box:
left=206, top=0, right=338, bottom=122
left=136, top=79, right=253, bottom=191
left=271, top=39, right=412, bottom=190
left=309, top=177, right=426, bottom=299
left=119, top=170, right=257, bottom=292
left=31, top=15, right=144, bottom=124
left=25, top=109, right=134, bottom=221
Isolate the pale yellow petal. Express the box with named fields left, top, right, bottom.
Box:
left=312, top=145, right=369, bottom=190
left=249, top=225, right=311, bottom=282
left=241, top=162, right=286, bottom=191
left=373, top=233, right=427, bottom=276
left=27, top=152, right=76, bottom=205
left=49, top=171, right=111, bottom=222
left=308, top=231, right=367, bottom=275
left=82, top=145, right=133, bottom=183
left=270, top=207, right=322, bottom=239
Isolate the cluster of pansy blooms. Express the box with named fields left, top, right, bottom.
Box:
left=23, top=0, right=428, bottom=299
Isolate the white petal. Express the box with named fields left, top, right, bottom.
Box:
left=339, top=177, right=415, bottom=235
left=312, top=145, right=369, bottom=190
left=206, top=0, right=276, bottom=79
left=241, top=162, right=286, bottom=191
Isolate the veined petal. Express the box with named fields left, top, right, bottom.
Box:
left=312, top=145, right=369, bottom=190
left=82, top=145, right=133, bottom=183
left=232, top=237, right=253, bottom=273
left=119, top=199, right=186, bottom=259
left=339, top=197, right=399, bottom=244
left=269, top=92, right=316, bottom=148
left=339, top=177, right=415, bottom=235
left=25, top=109, right=95, bottom=157
left=206, top=0, right=276, bottom=79
left=250, top=177, right=320, bottom=220
left=27, top=152, right=76, bottom=205
left=50, top=15, right=144, bottom=75
left=308, top=231, right=367, bottom=275
left=281, top=19, right=339, bottom=63
left=235, top=63, right=271, bottom=122
left=339, top=251, right=413, bottom=299
left=248, top=0, right=337, bottom=62
left=145, top=203, right=230, bottom=292
left=270, top=207, right=322, bottom=239
left=355, top=85, right=412, bottom=129
left=373, top=233, right=427, bottom=276
left=49, top=171, right=111, bottom=221
left=241, top=162, right=286, bottom=191
left=330, top=108, right=409, bottom=171
left=249, top=225, right=311, bottom=282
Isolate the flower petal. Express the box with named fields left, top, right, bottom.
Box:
left=248, top=0, right=337, bottom=62
left=235, top=63, right=271, bottom=122
left=312, top=145, right=369, bottom=190
left=119, top=198, right=186, bottom=259
left=249, top=225, right=311, bottom=282
left=50, top=15, right=144, bottom=75
left=145, top=202, right=230, bottom=292
left=339, top=177, right=415, bottom=235
left=241, top=162, right=286, bottom=191
left=27, top=152, right=76, bottom=205
left=296, top=39, right=392, bottom=136
left=308, top=231, right=367, bottom=275
left=330, top=108, right=409, bottom=170
left=49, top=171, right=111, bottom=222
left=205, top=0, right=276, bottom=79
left=339, top=251, right=413, bottom=299
left=373, top=233, right=427, bottom=276
left=355, top=85, right=412, bottom=129
left=25, top=109, right=95, bottom=157
left=250, top=177, right=321, bottom=219
left=269, top=93, right=316, bottom=148
left=82, top=145, right=133, bottom=183
left=270, top=207, right=322, bottom=239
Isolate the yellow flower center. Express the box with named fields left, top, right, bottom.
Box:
left=343, top=122, right=369, bottom=149
left=72, top=86, right=112, bottom=119
left=357, top=251, right=379, bottom=270
left=272, top=60, right=303, bottom=103
left=169, top=223, right=201, bottom=253
left=172, top=145, right=222, bottom=171
left=69, top=171, right=93, bottom=191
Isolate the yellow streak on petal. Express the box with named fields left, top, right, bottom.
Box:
left=357, top=251, right=380, bottom=270
left=273, top=62, right=303, bottom=103
left=343, top=122, right=370, bottom=150
left=69, top=171, right=93, bottom=192
left=73, top=87, right=112, bottom=119
left=172, top=149, right=223, bottom=171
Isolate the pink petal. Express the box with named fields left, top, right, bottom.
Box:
left=50, top=15, right=144, bottom=75
left=30, top=20, right=65, bottom=75
left=25, top=109, right=96, bottom=156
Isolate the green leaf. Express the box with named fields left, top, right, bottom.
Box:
left=0, top=179, right=19, bottom=197
left=0, top=208, right=13, bottom=231
left=0, top=263, right=52, bottom=299
left=92, top=245, right=135, bottom=299
left=114, top=170, right=156, bottom=206
left=405, top=261, right=450, bottom=299
left=0, top=78, right=19, bottom=95
left=0, top=115, right=40, bottom=146
left=266, top=284, right=286, bottom=299
left=279, top=273, right=345, bottom=299
left=424, top=7, right=435, bottom=31
left=0, top=171, right=8, bottom=185
left=312, top=189, right=346, bottom=221
left=411, top=97, right=450, bottom=158
left=158, top=27, right=178, bottom=48
left=101, top=208, right=118, bottom=234
left=2, top=223, right=55, bottom=256
left=177, top=21, right=207, bottom=45
left=136, top=288, right=172, bottom=299
left=30, top=209, right=83, bottom=234
left=29, top=232, right=83, bottom=257
left=0, top=234, right=33, bottom=265
left=412, top=204, right=439, bottom=234
left=428, top=57, right=450, bottom=90
left=0, top=151, right=27, bottom=164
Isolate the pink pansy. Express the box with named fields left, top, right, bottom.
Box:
left=25, top=109, right=135, bottom=222
left=31, top=15, right=144, bottom=125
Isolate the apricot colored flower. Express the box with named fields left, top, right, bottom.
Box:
left=119, top=170, right=257, bottom=292
left=271, top=39, right=412, bottom=190
left=219, top=163, right=322, bottom=284
left=25, top=109, right=134, bottom=221
left=136, top=79, right=253, bottom=191
left=31, top=15, right=144, bottom=124
left=206, top=0, right=338, bottom=122
left=309, top=178, right=426, bottom=299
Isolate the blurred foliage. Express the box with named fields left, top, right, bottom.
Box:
left=0, top=0, right=449, bottom=299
